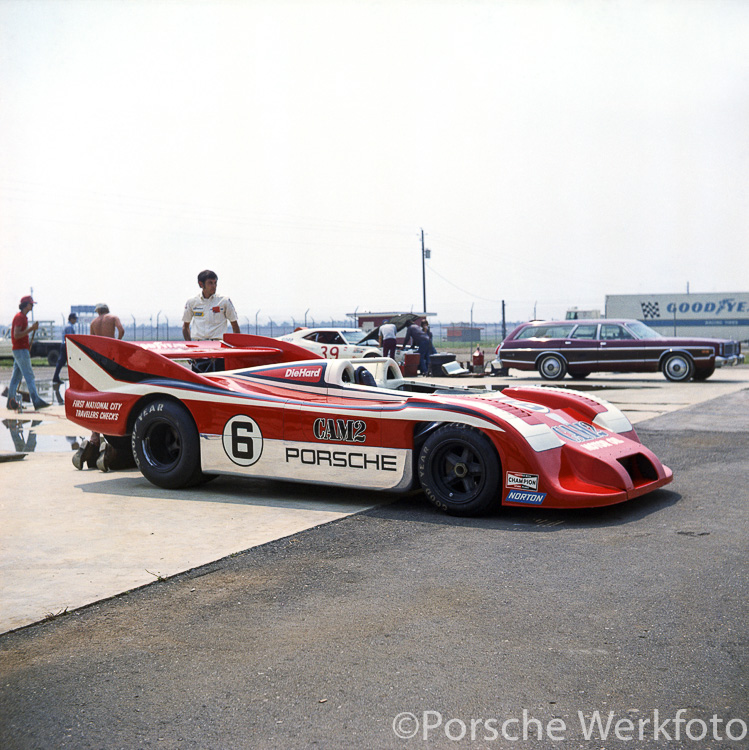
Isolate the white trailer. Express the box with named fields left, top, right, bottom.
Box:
left=605, top=292, right=749, bottom=341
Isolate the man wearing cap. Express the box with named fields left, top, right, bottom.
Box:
left=52, top=312, right=79, bottom=384
left=6, top=295, right=50, bottom=410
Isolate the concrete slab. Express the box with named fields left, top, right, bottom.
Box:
left=1, top=366, right=747, bottom=634
left=0, top=453, right=383, bottom=633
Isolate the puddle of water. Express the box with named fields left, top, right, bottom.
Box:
left=2, top=381, right=84, bottom=453
left=0, top=419, right=84, bottom=453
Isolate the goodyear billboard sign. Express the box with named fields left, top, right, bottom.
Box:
left=605, top=293, right=749, bottom=341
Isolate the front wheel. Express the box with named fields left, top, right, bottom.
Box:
left=538, top=353, right=567, bottom=380
left=132, top=399, right=209, bottom=488
left=418, top=425, right=500, bottom=516
left=693, top=364, right=715, bottom=381
left=662, top=353, right=694, bottom=382
left=46, top=350, right=59, bottom=366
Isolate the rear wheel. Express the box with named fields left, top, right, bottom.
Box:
left=662, top=353, right=694, bottom=382
left=132, top=399, right=211, bottom=488
left=418, top=425, right=500, bottom=516
left=538, top=353, right=567, bottom=380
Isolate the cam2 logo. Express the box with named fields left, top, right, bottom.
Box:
left=313, top=418, right=366, bottom=443
left=552, top=421, right=609, bottom=443
left=223, top=415, right=263, bottom=467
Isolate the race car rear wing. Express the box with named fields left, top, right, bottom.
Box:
left=65, top=333, right=323, bottom=392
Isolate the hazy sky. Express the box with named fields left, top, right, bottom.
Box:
left=2, top=0, right=748, bottom=328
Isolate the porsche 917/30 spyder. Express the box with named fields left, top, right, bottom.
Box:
left=63, top=333, right=673, bottom=516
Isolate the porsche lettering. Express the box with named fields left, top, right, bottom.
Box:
left=285, top=447, right=397, bottom=471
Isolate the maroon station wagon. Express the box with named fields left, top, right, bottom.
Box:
left=494, top=318, right=743, bottom=382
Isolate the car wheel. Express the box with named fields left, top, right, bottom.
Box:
left=662, top=353, right=694, bottom=382
left=132, top=399, right=208, bottom=488
left=418, top=424, right=500, bottom=516
left=363, top=352, right=379, bottom=359
left=47, top=350, right=59, bottom=366
left=693, top=364, right=715, bottom=381
left=538, top=354, right=567, bottom=380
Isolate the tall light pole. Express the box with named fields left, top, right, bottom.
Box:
left=421, top=229, right=429, bottom=313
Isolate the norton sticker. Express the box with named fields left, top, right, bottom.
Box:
left=223, top=415, right=263, bottom=467
left=506, top=490, right=546, bottom=505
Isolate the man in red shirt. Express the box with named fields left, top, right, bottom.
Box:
left=6, top=295, right=50, bottom=410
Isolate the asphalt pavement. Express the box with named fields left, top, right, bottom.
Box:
left=0, top=370, right=747, bottom=749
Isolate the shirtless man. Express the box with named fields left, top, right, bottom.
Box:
left=90, top=304, right=125, bottom=339
left=72, top=303, right=126, bottom=470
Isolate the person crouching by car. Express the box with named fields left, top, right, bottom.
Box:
left=72, top=304, right=130, bottom=472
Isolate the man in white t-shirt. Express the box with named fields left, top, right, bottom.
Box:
left=182, top=269, right=240, bottom=341
left=378, top=321, right=397, bottom=359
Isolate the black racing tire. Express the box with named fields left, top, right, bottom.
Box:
left=103, top=434, right=132, bottom=451
left=538, top=353, right=567, bottom=380
left=131, top=399, right=207, bottom=488
left=693, top=364, right=716, bottom=381
left=363, top=352, right=380, bottom=359
left=418, top=424, right=501, bottom=516
left=46, top=350, right=59, bottom=366
left=662, top=353, right=694, bottom=382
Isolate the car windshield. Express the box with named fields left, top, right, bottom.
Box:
left=341, top=330, right=367, bottom=345
left=626, top=321, right=662, bottom=339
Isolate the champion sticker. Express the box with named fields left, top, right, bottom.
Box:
left=506, top=472, right=540, bottom=491
left=506, top=490, right=547, bottom=505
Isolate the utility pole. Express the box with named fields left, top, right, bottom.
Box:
left=421, top=229, right=430, bottom=314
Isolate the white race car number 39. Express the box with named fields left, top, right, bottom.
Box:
left=222, top=415, right=263, bottom=466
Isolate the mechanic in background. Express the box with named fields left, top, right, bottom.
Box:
left=402, top=318, right=430, bottom=376
left=52, top=312, right=78, bottom=384
left=90, top=303, right=125, bottom=339
left=378, top=320, right=397, bottom=359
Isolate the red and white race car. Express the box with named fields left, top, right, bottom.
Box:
left=63, top=333, right=673, bottom=516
